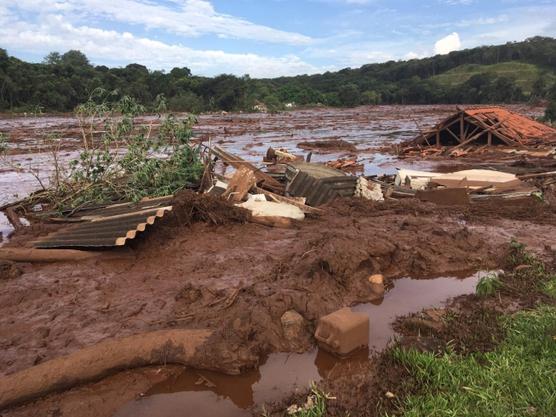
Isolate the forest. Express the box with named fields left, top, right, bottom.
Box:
left=0, top=36, right=555, bottom=114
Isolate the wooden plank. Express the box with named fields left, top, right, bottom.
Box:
left=446, top=126, right=462, bottom=143
left=253, top=186, right=324, bottom=215
left=517, top=170, right=556, bottom=180
left=460, top=113, right=465, bottom=142
left=212, top=146, right=285, bottom=193
left=221, top=167, right=257, bottom=203
left=448, top=119, right=505, bottom=152
left=4, top=208, right=24, bottom=231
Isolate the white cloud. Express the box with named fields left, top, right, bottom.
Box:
left=0, top=14, right=319, bottom=77
left=7, top=0, right=313, bottom=45
left=434, top=32, right=461, bottom=54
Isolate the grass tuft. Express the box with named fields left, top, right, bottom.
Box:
left=285, top=383, right=334, bottom=417
left=476, top=273, right=502, bottom=297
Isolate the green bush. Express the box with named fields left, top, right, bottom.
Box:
left=52, top=89, right=203, bottom=209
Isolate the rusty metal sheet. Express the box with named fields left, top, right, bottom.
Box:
left=34, top=206, right=172, bottom=249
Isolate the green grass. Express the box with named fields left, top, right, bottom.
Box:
left=543, top=278, right=556, bottom=298
left=392, top=306, right=556, bottom=417
left=431, top=62, right=555, bottom=94
left=284, top=383, right=333, bottom=417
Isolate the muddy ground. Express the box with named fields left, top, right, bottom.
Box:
left=2, top=194, right=556, bottom=416
left=1, top=105, right=555, bottom=417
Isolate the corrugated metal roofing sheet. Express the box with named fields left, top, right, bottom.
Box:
left=286, top=163, right=356, bottom=206
left=34, top=206, right=172, bottom=249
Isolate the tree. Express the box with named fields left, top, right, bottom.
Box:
left=43, top=52, right=62, bottom=66
left=545, top=100, right=556, bottom=122
left=338, top=83, right=360, bottom=107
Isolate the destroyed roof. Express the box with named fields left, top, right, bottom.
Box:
left=410, top=106, right=556, bottom=149
left=464, top=107, right=556, bottom=142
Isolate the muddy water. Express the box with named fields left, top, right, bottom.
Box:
left=114, top=273, right=482, bottom=417
left=0, top=105, right=545, bottom=208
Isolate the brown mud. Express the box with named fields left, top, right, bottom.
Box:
left=267, top=245, right=556, bottom=417
left=3, top=192, right=556, bottom=416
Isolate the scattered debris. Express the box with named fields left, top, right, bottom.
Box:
left=393, top=168, right=540, bottom=201
left=315, top=308, right=369, bottom=356
left=297, top=139, right=356, bottom=153
left=286, top=162, right=357, bottom=206
left=403, top=106, right=556, bottom=158
left=211, top=146, right=285, bottom=193
left=355, top=177, right=384, bottom=201
left=221, top=167, right=257, bottom=203
left=326, top=157, right=363, bottom=172
left=238, top=200, right=305, bottom=220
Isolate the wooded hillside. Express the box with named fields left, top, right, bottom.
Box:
left=1, top=36, right=555, bottom=113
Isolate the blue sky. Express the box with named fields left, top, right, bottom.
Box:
left=1, top=0, right=555, bottom=77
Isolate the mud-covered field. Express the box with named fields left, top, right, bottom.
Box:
left=1, top=105, right=555, bottom=417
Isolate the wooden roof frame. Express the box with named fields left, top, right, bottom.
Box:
left=413, top=110, right=520, bottom=149
left=411, top=107, right=556, bottom=150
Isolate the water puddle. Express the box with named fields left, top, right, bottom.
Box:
left=114, top=273, right=482, bottom=417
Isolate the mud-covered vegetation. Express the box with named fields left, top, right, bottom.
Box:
left=0, top=90, right=204, bottom=211
left=1, top=37, right=556, bottom=113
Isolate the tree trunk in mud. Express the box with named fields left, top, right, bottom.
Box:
left=0, top=248, right=103, bottom=263
left=0, top=329, right=215, bottom=410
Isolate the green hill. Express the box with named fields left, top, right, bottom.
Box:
left=1, top=36, right=556, bottom=111
left=430, top=62, right=555, bottom=94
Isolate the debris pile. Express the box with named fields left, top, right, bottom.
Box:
left=402, top=106, right=556, bottom=158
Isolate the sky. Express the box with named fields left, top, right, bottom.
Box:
left=0, top=0, right=555, bottom=78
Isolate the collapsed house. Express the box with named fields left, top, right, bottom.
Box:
left=404, top=107, right=556, bottom=156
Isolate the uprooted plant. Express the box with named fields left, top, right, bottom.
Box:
left=33, top=90, right=203, bottom=211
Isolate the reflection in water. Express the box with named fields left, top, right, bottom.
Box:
left=114, top=274, right=482, bottom=417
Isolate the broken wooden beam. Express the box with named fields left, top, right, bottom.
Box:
left=221, top=167, right=257, bottom=203
left=211, top=146, right=285, bottom=193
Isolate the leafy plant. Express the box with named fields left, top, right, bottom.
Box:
left=48, top=89, right=203, bottom=210
left=507, top=239, right=545, bottom=273
left=286, top=383, right=334, bottom=417
left=476, top=273, right=502, bottom=297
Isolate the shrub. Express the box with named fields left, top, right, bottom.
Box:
left=476, top=273, right=502, bottom=297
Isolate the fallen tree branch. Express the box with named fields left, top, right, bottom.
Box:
left=0, top=248, right=103, bottom=263
left=3, top=208, right=23, bottom=231
left=0, top=329, right=218, bottom=410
